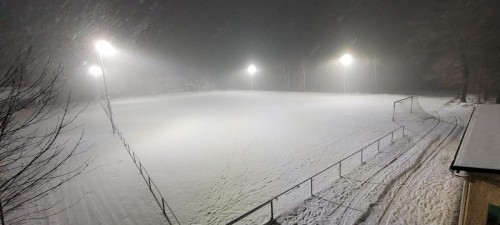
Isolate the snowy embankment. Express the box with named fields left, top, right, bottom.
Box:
left=20, top=104, right=167, bottom=225
left=21, top=91, right=468, bottom=225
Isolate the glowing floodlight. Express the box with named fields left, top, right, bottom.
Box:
left=340, top=54, right=353, bottom=66
left=95, top=40, right=116, bottom=56
left=247, top=65, right=257, bottom=75
left=89, top=65, right=103, bottom=76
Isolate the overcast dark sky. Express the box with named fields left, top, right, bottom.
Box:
left=0, top=0, right=421, bottom=69
left=0, top=0, right=435, bottom=95
left=135, top=0, right=420, bottom=71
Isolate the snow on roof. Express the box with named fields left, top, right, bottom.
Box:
left=452, top=105, right=500, bottom=173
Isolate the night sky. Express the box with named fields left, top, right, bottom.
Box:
left=0, top=1, right=416, bottom=64
left=2, top=0, right=495, bottom=96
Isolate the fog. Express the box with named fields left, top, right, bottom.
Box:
left=0, top=0, right=498, bottom=100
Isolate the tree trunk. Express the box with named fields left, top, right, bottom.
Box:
left=286, top=63, right=290, bottom=90
left=0, top=198, right=5, bottom=225
left=373, top=56, right=379, bottom=93
left=301, top=61, right=306, bottom=91
left=459, top=39, right=469, bottom=103
left=482, top=72, right=489, bottom=102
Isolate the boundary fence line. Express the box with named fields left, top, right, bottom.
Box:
left=98, top=101, right=181, bottom=225
left=227, top=125, right=405, bottom=224
left=392, top=96, right=413, bottom=121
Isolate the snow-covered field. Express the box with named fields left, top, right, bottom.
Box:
left=22, top=91, right=470, bottom=225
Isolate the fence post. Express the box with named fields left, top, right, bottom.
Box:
left=410, top=96, right=414, bottom=113
left=377, top=140, right=380, bottom=152
left=402, top=126, right=405, bottom=136
left=392, top=103, right=396, bottom=121
left=310, top=178, right=313, bottom=196
left=339, top=161, right=342, bottom=178
left=391, top=132, right=394, bottom=143
left=270, top=200, right=274, bottom=221
left=361, top=148, right=364, bottom=163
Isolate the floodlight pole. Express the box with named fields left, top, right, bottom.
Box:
left=343, top=66, right=346, bottom=93
left=99, top=53, right=116, bottom=133
left=340, top=54, right=352, bottom=93
left=94, top=75, right=100, bottom=101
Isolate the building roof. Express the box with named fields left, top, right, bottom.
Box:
left=451, top=104, right=500, bottom=174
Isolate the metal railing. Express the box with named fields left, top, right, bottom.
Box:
left=116, top=130, right=181, bottom=225
left=98, top=101, right=181, bottom=225
left=227, top=125, right=405, bottom=224
left=392, top=96, right=413, bottom=121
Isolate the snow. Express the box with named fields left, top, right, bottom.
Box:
left=19, top=91, right=471, bottom=225
left=111, top=91, right=408, bottom=224
left=277, top=100, right=472, bottom=224
left=452, top=104, right=500, bottom=171
left=18, top=104, right=167, bottom=225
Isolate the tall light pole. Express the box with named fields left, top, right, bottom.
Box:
left=340, top=54, right=353, bottom=93
left=88, top=65, right=102, bottom=101
left=247, top=64, right=257, bottom=90
left=95, top=40, right=116, bottom=133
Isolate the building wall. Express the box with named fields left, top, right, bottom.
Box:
left=463, top=173, right=500, bottom=225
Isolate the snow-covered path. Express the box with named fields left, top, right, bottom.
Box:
left=277, top=99, right=472, bottom=225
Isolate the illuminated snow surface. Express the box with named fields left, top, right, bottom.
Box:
left=23, top=91, right=472, bottom=225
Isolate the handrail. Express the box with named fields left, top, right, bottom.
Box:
left=116, top=128, right=181, bottom=225
left=227, top=125, right=405, bottom=224
left=98, top=101, right=181, bottom=225
left=393, top=96, right=413, bottom=104
left=392, top=96, right=414, bottom=121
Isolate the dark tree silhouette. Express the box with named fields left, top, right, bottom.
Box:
left=0, top=49, right=90, bottom=225
left=408, top=0, right=500, bottom=102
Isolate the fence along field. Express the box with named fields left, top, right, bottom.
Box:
left=98, top=100, right=181, bottom=225
left=227, top=96, right=440, bottom=224
left=95, top=95, right=431, bottom=225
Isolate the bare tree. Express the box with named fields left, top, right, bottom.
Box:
left=300, top=60, right=307, bottom=92
left=0, top=49, right=90, bottom=225
left=408, top=0, right=500, bottom=102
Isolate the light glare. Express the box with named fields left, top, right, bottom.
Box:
left=247, top=65, right=257, bottom=74
left=89, top=65, right=102, bottom=76
left=340, top=54, right=353, bottom=66
left=95, top=40, right=116, bottom=55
